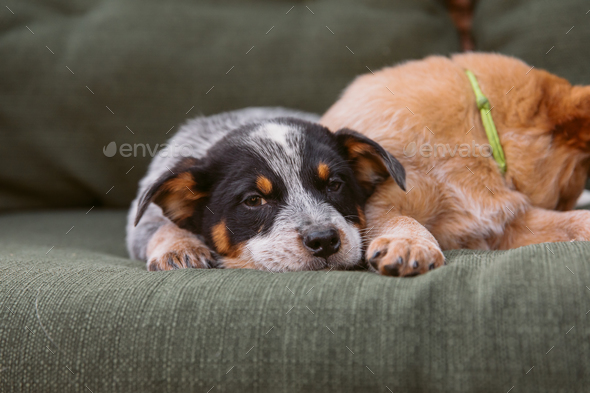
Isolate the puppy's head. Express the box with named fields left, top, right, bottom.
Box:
left=135, top=119, right=405, bottom=272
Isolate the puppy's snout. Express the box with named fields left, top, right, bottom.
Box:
left=303, top=227, right=341, bottom=259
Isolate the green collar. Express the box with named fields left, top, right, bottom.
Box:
left=465, top=70, right=507, bottom=174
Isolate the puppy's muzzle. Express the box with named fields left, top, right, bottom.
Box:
left=302, top=226, right=341, bottom=259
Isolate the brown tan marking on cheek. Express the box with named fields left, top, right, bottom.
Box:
left=355, top=205, right=366, bottom=229
left=212, top=220, right=231, bottom=255
left=318, top=162, right=330, bottom=181
left=221, top=245, right=258, bottom=269
left=211, top=220, right=243, bottom=258
left=256, top=175, right=273, bottom=195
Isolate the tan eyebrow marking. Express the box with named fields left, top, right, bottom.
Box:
left=318, top=162, right=330, bottom=181
left=256, top=175, right=273, bottom=195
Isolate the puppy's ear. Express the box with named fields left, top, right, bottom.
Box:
left=134, top=157, right=210, bottom=228
left=554, top=86, right=590, bottom=151
left=335, top=128, right=406, bottom=194
left=546, top=78, right=590, bottom=150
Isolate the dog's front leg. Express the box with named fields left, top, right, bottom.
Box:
left=127, top=201, right=216, bottom=271
left=145, top=223, right=217, bottom=271
left=365, top=215, right=445, bottom=277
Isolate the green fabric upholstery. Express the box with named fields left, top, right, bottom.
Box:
left=473, top=0, right=590, bottom=85
left=0, top=0, right=459, bottom=211
left=1, top=210, right=590, bottom=392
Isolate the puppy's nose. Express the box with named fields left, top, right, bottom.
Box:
left=303, top=228, right=341, bottom=259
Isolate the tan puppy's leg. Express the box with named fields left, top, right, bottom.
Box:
left=500, top=208, right=590, bottom=249
left=366, top=216, right=445, bottom=277
left=146, top=223, right=216, bottom=271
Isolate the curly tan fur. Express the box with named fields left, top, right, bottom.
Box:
left=321, top=53, right=590, bottom=276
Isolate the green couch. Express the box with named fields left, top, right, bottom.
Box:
left=1, top=1, right=589, bottom=391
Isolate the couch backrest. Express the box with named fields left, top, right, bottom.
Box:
left=0, top=0, right=459, bottom=210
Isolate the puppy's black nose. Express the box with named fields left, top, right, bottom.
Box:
left=303, top=228, right=341, bottom=259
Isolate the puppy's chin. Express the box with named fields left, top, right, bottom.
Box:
left=221, top=238, right=362, bottom=272
left=217, top=204, right=364, bottom=272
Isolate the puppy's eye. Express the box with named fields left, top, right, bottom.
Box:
left=327, top=180, right=343, bottom=193
left=244, top=195, right=267, bottom=207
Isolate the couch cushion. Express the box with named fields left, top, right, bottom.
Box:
left=1, top=210, right=590, bottom=392
left=472, top=0, right=590, bottom=85
left=0, top=0, right=460, bottom=211
left=0, top=209, right=128, bottom=259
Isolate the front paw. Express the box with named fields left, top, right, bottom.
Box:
left=148, top=245, right=216, bottom=271
left=366, top=235, right=445, bottom=277
left=147, top=224, right=217, bottom=271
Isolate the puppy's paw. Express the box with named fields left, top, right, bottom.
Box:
left=147, top=245, right=216, bottom=271
left=146, top=223, right=217, bottom=271
left=366, top=235, right=444, bottom=277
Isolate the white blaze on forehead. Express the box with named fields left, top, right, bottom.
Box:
left=251, top=122, right=290, bottom=148
left=248, top=121, right=304, bottom=192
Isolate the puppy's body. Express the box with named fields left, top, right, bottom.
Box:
left=127, top=107, right=405, bottom=272
left=321, top=53, right=590, bottom=276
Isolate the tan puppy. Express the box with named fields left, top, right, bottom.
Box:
left=321, top=53, right=590, bottom=277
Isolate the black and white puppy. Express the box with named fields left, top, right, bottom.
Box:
left=127, top=107, right=405, bottom=272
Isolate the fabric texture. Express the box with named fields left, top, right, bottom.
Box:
left=0, top=0, right=460, bottom=211
left=1, top=210, right=590, bottom=392
left=473, top=0, right=590, bottom=85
